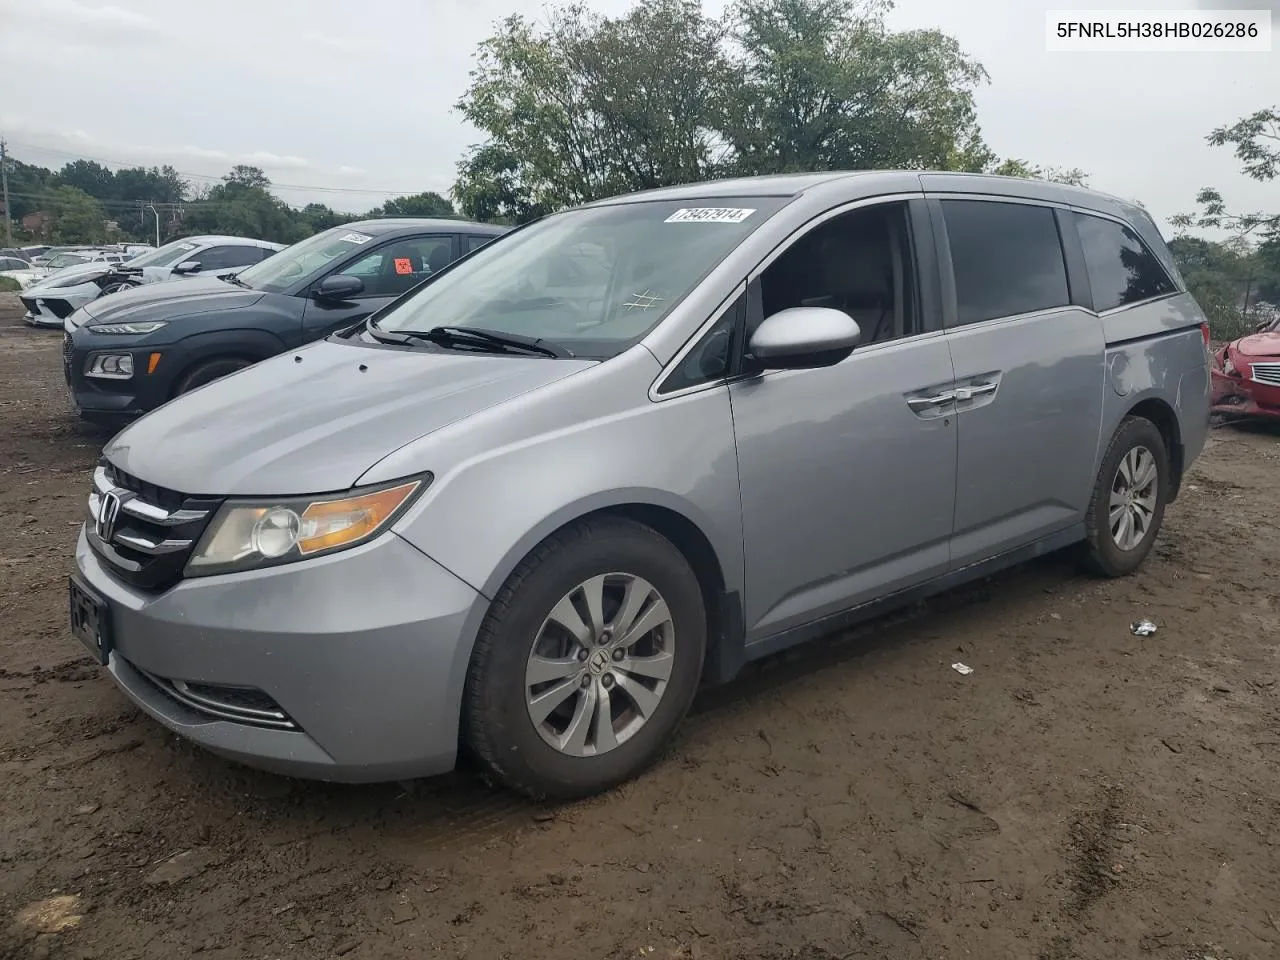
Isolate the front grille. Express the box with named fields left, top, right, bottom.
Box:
left=1250, top=362, right=1280, bottom=388
left=87, top=463, right=222, bottom=592
left=62, top=333, right=74, bottom=366
left=135, top=666, right=297, bottom=729
left=45, top=298, right=75, bottom=320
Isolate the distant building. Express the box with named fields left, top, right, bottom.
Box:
left=22, top=211, right=53, bottom=239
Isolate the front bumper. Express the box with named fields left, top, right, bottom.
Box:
left=23, top=285, right=97, bottom=328
left=1211, top=365, right=1280, bottom=420
left=63, top=327, right=182, bottom=424
left=74, top=528, right=487, bottom=782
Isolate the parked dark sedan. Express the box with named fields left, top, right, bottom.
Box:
left=63, top=219, right=507, bottom=424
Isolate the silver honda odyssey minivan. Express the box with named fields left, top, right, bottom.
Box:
left=70, top=171, right=1211, bottom=798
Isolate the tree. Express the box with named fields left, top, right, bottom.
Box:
left=453, top=144, right=551, bottom=224
left=299, top=202, right=354, bottom=233
left=181, top=168, right=307, bottom=244
left=454, top=0, right=734, bottom=219
left=56, top=160, right=116, bottom=201
left=369, top=192, right=455, bottom=218
left=50, top=186, right=107, bottom=243
left=223, top=165, right=272, bottom=190
left=1168, top=235, right=1269, bottom=340
left=1172, top=107, right=1279, bottom=238
left=988, top=158, right=1089, bottom=187
left=113, top=165, right=188, bottom=204
left=724, top=0, right=992, bottom=174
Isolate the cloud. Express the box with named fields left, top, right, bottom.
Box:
left=29, top=0, right=166, bottom=35
left=338, top=166, right=368, bottom=176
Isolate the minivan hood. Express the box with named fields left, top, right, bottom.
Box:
left=81, top=277, right=263, bottom=323
left=1235, top=331, right=1280, bottom=358
left=104, top=339, right=597, bottom=495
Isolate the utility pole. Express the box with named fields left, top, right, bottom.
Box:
left=0, top=137, right=13, bottom=247
left=146, top=203, right=160, bottom=247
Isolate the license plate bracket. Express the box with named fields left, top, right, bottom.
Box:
left=69, top=576, right=112, bottom=665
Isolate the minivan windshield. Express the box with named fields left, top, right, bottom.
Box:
left=236, top=227, right=374, bottom=294
left=127, top=240, right=203, bottom=269
left=371, top=198, right=787, bottom=359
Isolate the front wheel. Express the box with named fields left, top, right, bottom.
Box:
left=1081, top=416, right=1169, bottom=577
left=464, top=517, right=707, bottom=800
left=173, top=357, right=253, bottom=396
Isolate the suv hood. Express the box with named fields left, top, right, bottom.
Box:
left=1234, top=331, right=1280, bottom=358
left=104, top=339, right=597, bottom=495
left=81, top=276, right=265, bottom=324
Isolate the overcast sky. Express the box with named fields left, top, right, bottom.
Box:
left=2, top=0, right=1276, bottom=233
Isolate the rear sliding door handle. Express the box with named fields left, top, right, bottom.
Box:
left=906, top=392, right=955, bottom=412
left=953, top=382, right=998, bottom=402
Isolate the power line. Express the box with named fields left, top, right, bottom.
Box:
left=8, top=141, right=443, bottom=197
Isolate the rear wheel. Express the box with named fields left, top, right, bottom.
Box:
left=1081, top=416, right=1169, bottom=577
left=464, top=517, right=706, bottom=800
left=173, top=357, right=253, bottom=396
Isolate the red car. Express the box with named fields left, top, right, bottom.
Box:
left=1211, top=316, right=1280, bottom=420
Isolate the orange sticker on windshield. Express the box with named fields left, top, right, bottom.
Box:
left=394, top=258, right=413, bottom=275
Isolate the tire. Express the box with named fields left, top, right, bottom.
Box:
left=1081, top=415, right=1169, bottom=577
left=173, top=357, right=252, bottom=396
left=464, top=517, right=707, bottom=800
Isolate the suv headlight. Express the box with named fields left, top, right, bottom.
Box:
left=184, top=476, right=429, bottom=576
left=90, top=320, right=168, bottom=335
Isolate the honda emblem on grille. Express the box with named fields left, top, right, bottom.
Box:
left=97, top=490, right=125, bottom=542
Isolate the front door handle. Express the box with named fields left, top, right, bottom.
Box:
left=953, top=382, right=998, bottom=403
left=906, top=392, right=955, bottom=412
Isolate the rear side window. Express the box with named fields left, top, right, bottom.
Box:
left=466, top=235, right=493, bottom=253
left=1073, top=212, right=1176, bottom=312
left=941, top=200, right=1070, bottom=326
left=198, top=245, right=266, bottom=270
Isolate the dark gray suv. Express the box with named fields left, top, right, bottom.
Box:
left=62, top=219, right=506, bottom=423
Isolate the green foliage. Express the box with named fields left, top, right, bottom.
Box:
left=454, top=0, right=732, bottom=221
left=181, top=172, right=310, bottom=244
left=453, top=0, right=1079, bottom=220
left=987, top=158, right=1089, bottom=187
left=0, top=276, right=21, bottom=293
left=725, top=0, right=991, bottom=174
left=1169, top=234, right=1276, bottom=340
left=1172, top=106, right=1279, bottom=239
left=50, top=186, right=108, bottom=244
left=368, top=192, right=455, bottom=218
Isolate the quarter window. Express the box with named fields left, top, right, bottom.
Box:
left=942, top=200, right=1070, bottom=326
left=1074, top=212, right=1175, bottom=312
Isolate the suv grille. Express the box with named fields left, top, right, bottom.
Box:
left=87, top=463, right=223, bottom=591
left=62, top=332, right=74, bottom=366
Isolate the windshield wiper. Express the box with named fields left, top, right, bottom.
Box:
left=370, top=324, right=572, bottom=358
left=220, top=273, right=250, bottom=288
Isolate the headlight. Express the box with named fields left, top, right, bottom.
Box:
left=90, top=320, right=168, bottom=335
left=44, top=270, right=108, bottom=290
left=185, top=476, right=429, bottom=576
left=85, top=353, right=134, bottom=379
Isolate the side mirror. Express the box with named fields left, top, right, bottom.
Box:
left=746, top=307, right=861, bottom=371
left=172, top=260, right=202, bottom=275
left=313, top=274, right=364, bottom=301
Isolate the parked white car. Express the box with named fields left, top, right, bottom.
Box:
left=21, top=236, right=283, bottom=327
left=0, top=256, right=47, bottom=290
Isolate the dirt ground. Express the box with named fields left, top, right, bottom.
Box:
left=1, top=293, right=1277, bottom=960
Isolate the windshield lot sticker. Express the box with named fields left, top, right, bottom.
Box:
left=664, top=207, right=756, bottom=224
left=394, top=257, right=413, bottom=275
left=338, top=232, right=373, bottom=244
